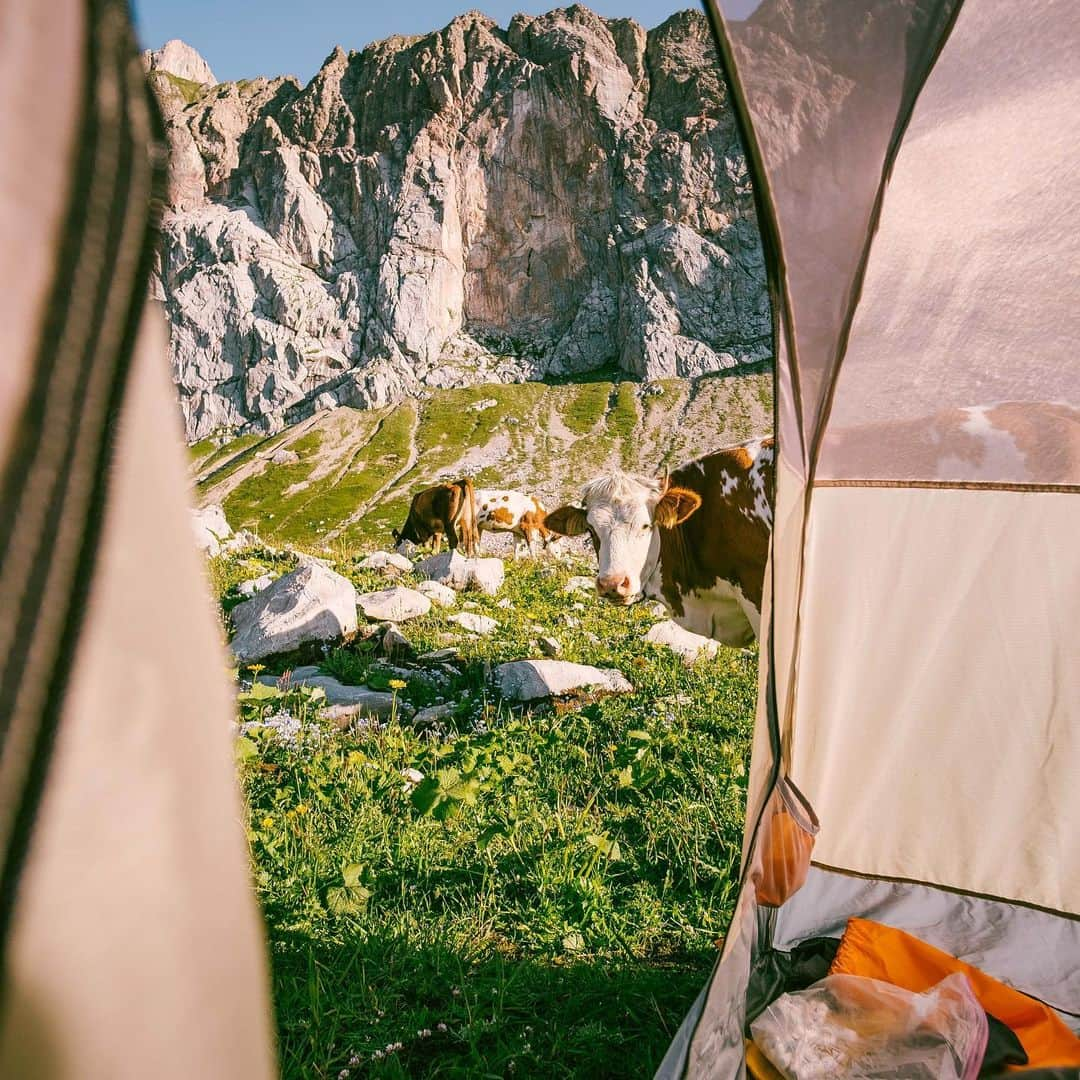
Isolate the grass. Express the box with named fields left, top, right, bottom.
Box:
left=220, top=550, right=759, bottom=1079
left=159, top=71, right=206, bottom=105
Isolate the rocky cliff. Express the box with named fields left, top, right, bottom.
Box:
left=148, top=7, right=770, bottom=443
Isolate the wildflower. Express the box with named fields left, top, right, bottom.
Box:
left=260, top=815, right=274, bottom=830
left=401, top=767, right=424, bottom=793
left=371, top=1050, right=385, bottom=1061
left=294, top=803, right=310, bottom=815
left=437, top=1023, right=448, bottom=1032
left=388, top=678, right=407, bottom=690
left=338, top=1071, right=349, bottom=1079
left=418, top=1028, right=432, bottom=1038
left=348, top=1054, right=361, bottom=1066
left=451, top=987, right=461, bottom=997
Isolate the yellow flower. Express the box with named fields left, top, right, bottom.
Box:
left=294, top=803, right=310, bottom=816
left=260, top=815, right=274, bottom=830
left=388, top=679, right=407, bottom=691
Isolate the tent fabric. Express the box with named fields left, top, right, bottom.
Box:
left=792, top=486, right=1080, bottom=915
left=817, top=0, right=1080, bottom=485
left=0, top=0, right=275, bottom=1075
left=663, top=0, right=1080, bottom=1076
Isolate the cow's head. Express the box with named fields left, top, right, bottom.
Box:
left=391, top=518, right=424, bottom=551
left=545, top=473, right=701, bottom=603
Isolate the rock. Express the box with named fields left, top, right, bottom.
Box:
left=230, top=562, right=357, bottom=661
left=412, top=703, right=456, bottom=729
left=645, top=619, right=720, bottom=663
left=270, top=447, right=300, bottom=465
left=447, top=612, right=499, bottom=636
left=357, top=586, right=431, bottom=623
left=149, top=10, right=768, bottom=442
left=191, top=504, right=232, bottom=556
left=237, top=573, right=274, bottom=598
left=415, top=550, right=472, bottom=590
left=418, top=647, right=459, bottom=663
left=415, top=580, right=457, bottom=608
left=466, top=398, right=498, bottom=412
left=224, top=528, right=263, bottom=553
left=256, top=670, right=411, bottom=718
left=469, top=558, right=505, bottom=596
left=494, top=660, right=633, bottom=701
left=496, top=598, right=512, bottom=609
left=538, top=636, right=562, bottom=658
left=381, top=623, right=414, bottom=658
left=564, top=576, right=596, bottom=595
left=416, top=551, right=504, bottom=596
left=359, top=550, right=414, bottom=575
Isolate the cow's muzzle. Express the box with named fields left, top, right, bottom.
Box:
left=597, top=574, right=636, bottom=604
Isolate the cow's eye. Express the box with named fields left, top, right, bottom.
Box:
left=641, top=523, right=650, bottom=531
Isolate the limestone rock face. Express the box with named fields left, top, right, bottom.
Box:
left=149, top=8, right=770, bottom=442
left=142, top=40, right=217, bottom=86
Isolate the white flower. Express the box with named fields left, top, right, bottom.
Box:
left=401, top=767, right=424, bottom=784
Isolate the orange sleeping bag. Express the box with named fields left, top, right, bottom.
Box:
left=830, top=918, right=1080, bottom=1071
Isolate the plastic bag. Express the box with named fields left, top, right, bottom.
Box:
left=750, top=972, right=988, bottom=1079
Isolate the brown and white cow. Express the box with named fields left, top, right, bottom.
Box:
left=545, top=438, right=774, bottom=645
left=392, top=477, right=479, bottom=556
left=475, top=489, right=553, bottom=556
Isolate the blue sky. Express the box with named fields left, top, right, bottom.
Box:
left=132, top=0, right=762, bottom=85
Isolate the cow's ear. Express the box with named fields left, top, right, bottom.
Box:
left=654, top=486, right=701, bottom=528
left=544, top=505, right=589, bottom=537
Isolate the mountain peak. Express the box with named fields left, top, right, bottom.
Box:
left=142, top=39, right=217, bottom=86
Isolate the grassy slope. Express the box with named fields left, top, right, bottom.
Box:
left=195, top=372, right=773, bottom=551
left=221, top=551, right=757, bottom=1079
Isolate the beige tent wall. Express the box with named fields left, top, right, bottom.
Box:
left=0, top=0, right=276, bottom=1074
left=0, top=317, right=276, bottom=1079
left=790, top=485, right=1080, bottom=915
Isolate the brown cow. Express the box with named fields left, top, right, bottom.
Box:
left=392, top=477, right=479, bottom=556
left=545, top=438, right=774, bottom=646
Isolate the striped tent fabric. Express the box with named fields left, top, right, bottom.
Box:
left=0, top=2, right=274, bottom=1076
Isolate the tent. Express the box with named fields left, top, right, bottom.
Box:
left=0, top=0, right=274, bottom=1075
left=658, top=0, right=1080, bottom=1075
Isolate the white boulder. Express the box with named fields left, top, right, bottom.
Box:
left=447, top=612, right=499, bottom=636
left=237, top=573, right=274, bottom=598
left=416, top=580, right=457, bottom=608
left=357, top=586, right=432, bottom=623
left=645, top=619, right=720, bottom=663
left=359, top=550, right=414, bottom=575
left=415, top=550, right=504, bottom=596
left=230, top=564, right=357, bottom=661
left=495, top=660, right=633, bottom=702
left=257, top=666, right=410, bottom=720
left=191, top=504, right=232, bottom=556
